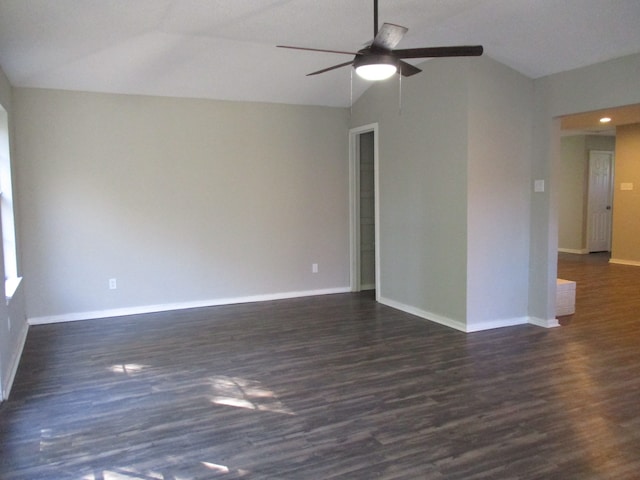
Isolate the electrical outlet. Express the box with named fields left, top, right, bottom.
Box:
left=109, top=278, right=117, bottom=290
left=312, top=263, right=318, bottom=273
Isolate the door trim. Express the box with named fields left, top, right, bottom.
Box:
left=349, top=123, right=380, bottom=299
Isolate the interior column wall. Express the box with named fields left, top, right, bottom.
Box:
left=466, top=57, right=534, bottom=330
left=529, top=53, right=640, bottom=322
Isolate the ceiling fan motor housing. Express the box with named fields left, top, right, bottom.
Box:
left=354, top=53, right=398, bottom=69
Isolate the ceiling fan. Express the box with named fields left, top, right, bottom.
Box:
left=277, top=0, right=483, bottom=81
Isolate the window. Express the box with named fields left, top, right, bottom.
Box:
left=0, top=105, right=18, bottom=293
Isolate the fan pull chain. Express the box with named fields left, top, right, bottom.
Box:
left=398, top=71, right=402, bottom=115
left=350, top=68, right=354, bottom=118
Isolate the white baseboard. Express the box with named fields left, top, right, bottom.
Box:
left=28, top=286, right=567, bottom=333
left=529, top=317, right=560, bottom=328
left=378, top=296, right=467, bottom=332
left=558, top=248, right=588, bottom=254
left=609, top=258, right=640, bottom=267
left=360, top=284, right=376, bottom=291
left=28, top=287, right=351, bottom=325
left=2, top=322, right=29, bottom=400
left=467, top=317, right=529, bottom=333
left=379, top=296, right=560, bottom=332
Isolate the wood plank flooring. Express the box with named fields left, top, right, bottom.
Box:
left=1, top=255, right=639, bottom=479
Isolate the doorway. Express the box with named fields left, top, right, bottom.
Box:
left=586, top=150, right=614, bottom=252
left=349, top=123, right=379, bottom=296
left=556, top=103, right=640, bottom=320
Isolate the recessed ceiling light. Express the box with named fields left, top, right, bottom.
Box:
left=599, top=117, right=612, bottom=123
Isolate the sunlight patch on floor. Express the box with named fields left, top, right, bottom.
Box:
left=201, top=461, right=251, bottom=476
left=201, top=461, right=229, bottom=473
left=208, top=375, right=294, bottom=415
left=81, top=466, right=184, bottom=479
left=108, top=364, right=149, bottom=375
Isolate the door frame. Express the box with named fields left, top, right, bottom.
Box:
left=349, top=123, right=380, bottom=298
left=586, top=149, right=614, bottom=252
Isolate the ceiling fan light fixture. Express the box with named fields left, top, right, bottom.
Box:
left=354, top=54, right=398, bottom=81
left=277, top=1, right=483, bottom=81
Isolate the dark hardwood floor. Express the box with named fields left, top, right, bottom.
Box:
left=1, top=255, right=639, bottom=479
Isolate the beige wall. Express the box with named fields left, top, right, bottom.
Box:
left=14, top=88, right=350, bottom=320
left=558, top=135, right=587, bottom=252
left=7, top=52, right=640, bottom=336
left=466, top=56, right=533, bottom=329
left=611, top=124, right=640, bottom=264
left=351, top=58, right=470, bottom=328
left=351, top=52, right=640, bottom=327
left=351, top=55, right=534, bottom=331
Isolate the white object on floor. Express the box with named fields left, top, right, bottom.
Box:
left=556, top=279, right=576, bottom=316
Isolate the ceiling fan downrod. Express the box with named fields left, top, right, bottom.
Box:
left=374, top=0, right=379, bottom=37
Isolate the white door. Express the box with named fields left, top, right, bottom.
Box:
left=587, top=150, right=614, bottom=252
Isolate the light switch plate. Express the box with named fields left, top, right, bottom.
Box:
left=620, top=183, right=634, bottom=191
left=534, top=180, right=545, bottom=193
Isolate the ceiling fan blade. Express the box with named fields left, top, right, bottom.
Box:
left=372, top=23, right=408, bottom=50
left=393, top=45, right=483, bottom=59
left=277, top=45, right=358, bottom=56
left=306, top=60, right=354, bottom=76
left=398, top=61, right=421, bottom=77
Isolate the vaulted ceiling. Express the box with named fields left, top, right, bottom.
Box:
left=1, top=0, right=639, bottom=107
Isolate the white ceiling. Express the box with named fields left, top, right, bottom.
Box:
left=1, top=0, right=639, bottom=107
